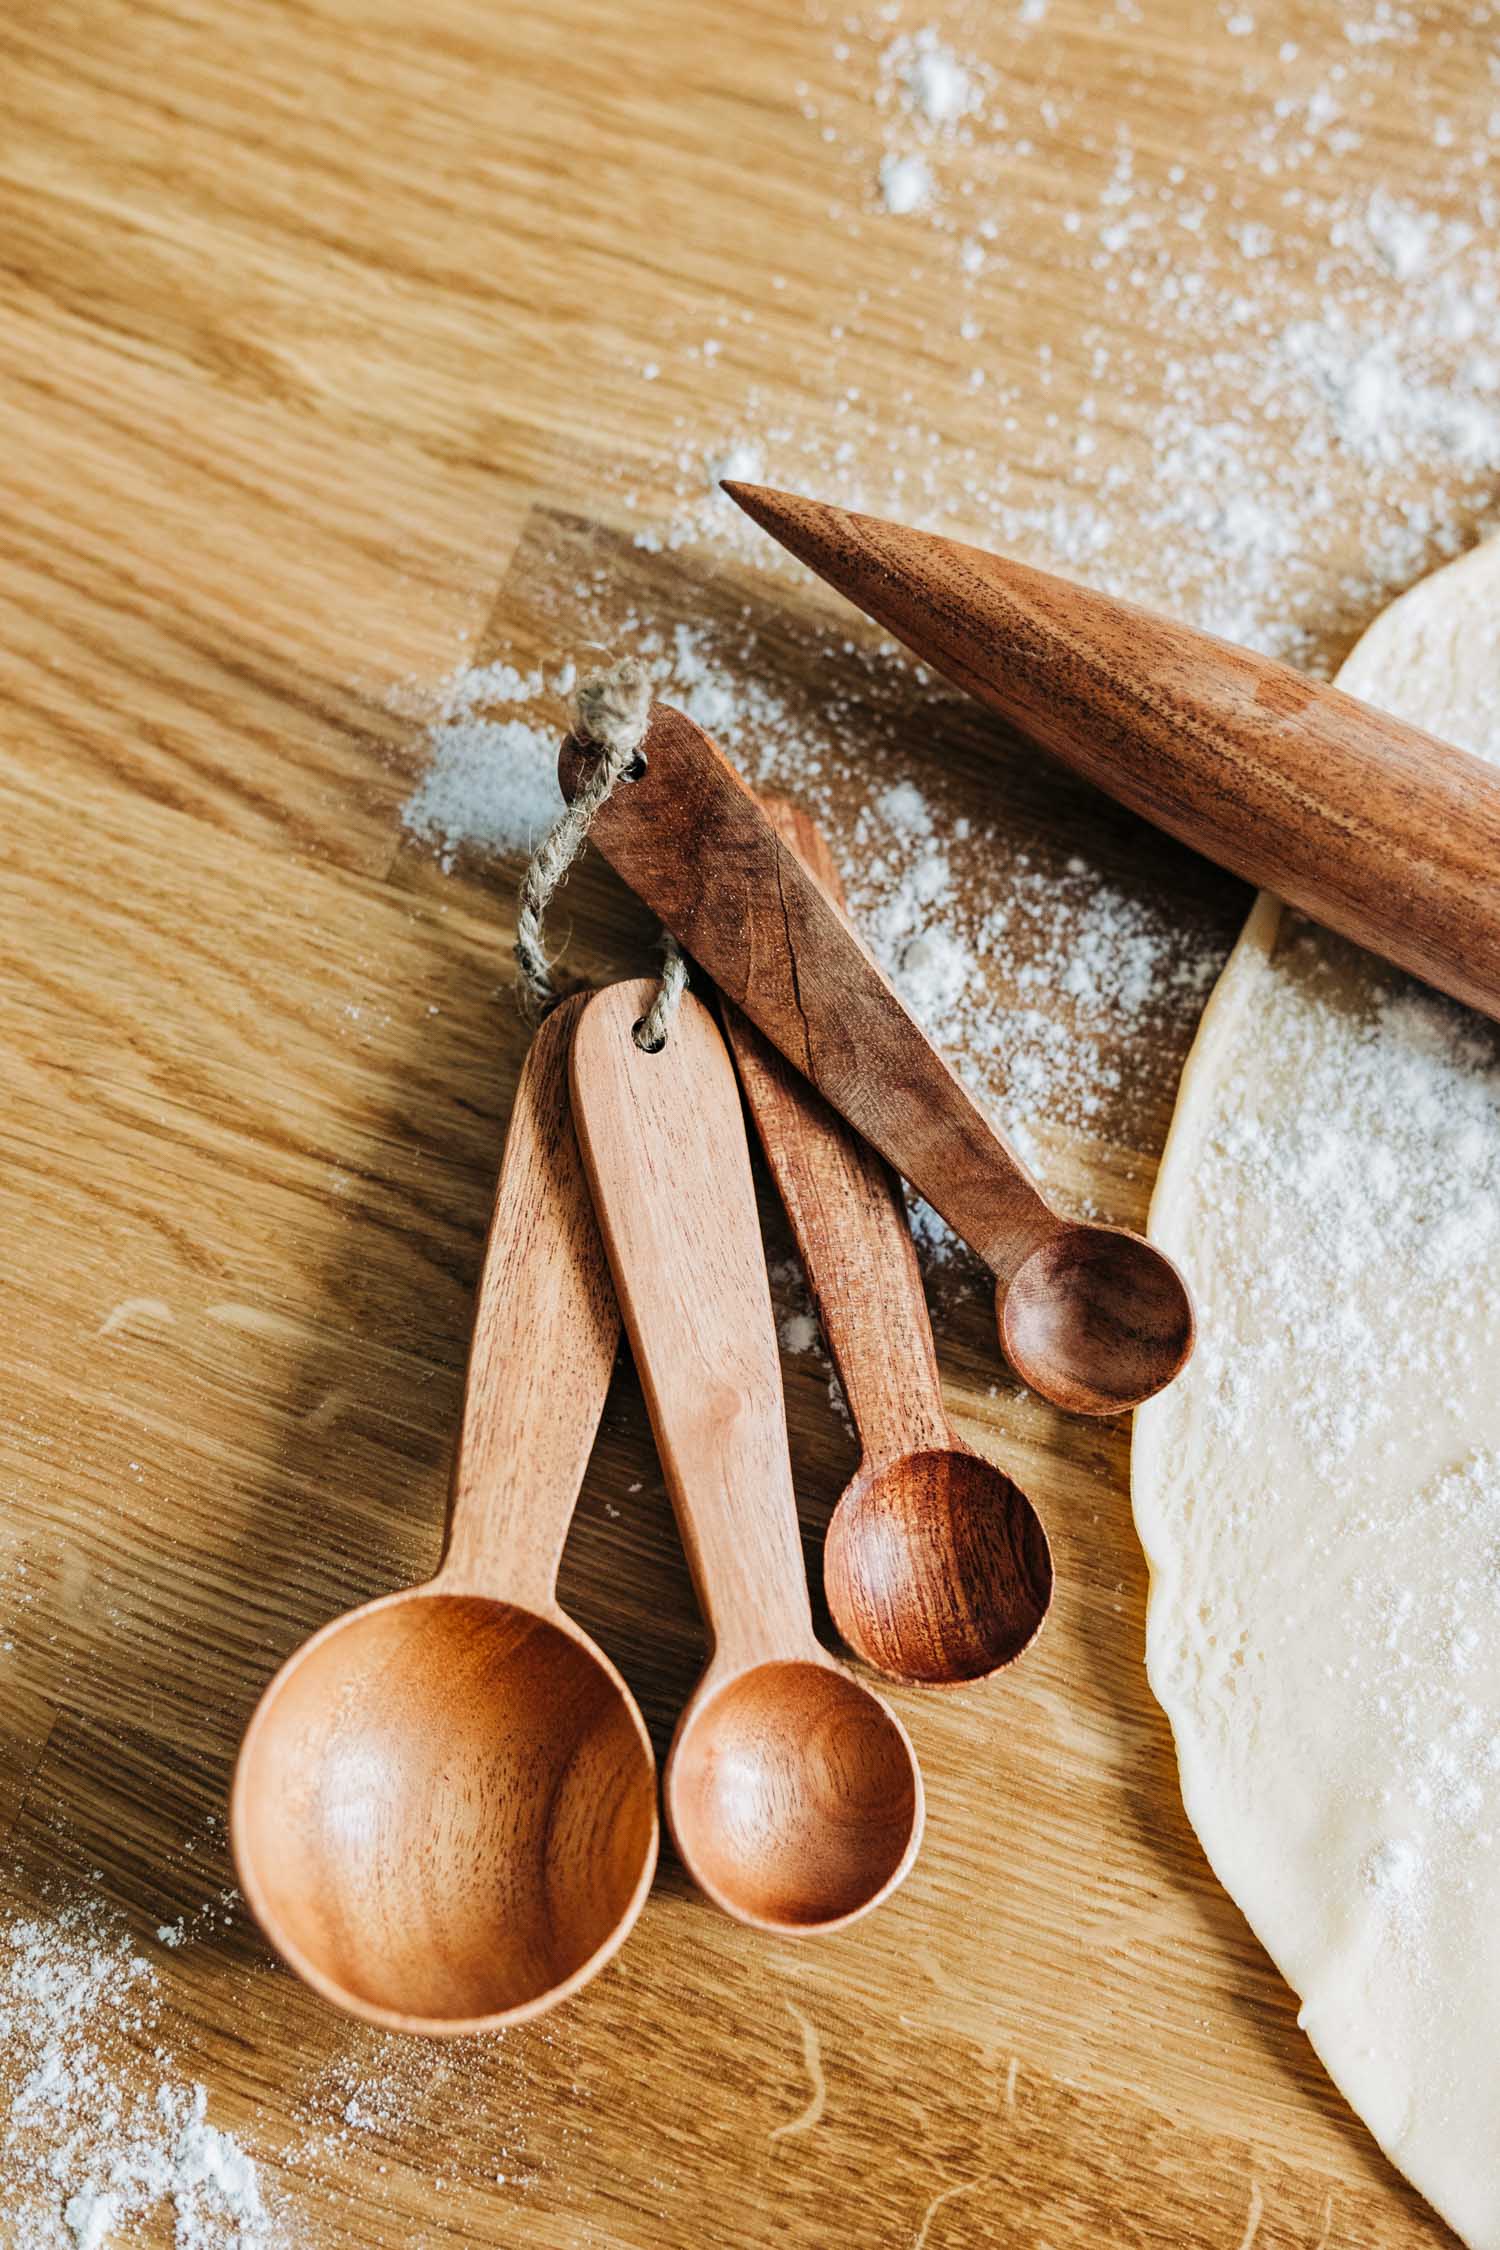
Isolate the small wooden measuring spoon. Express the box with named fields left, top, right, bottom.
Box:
left=571, top=979, right=923, bottom=1932
left=560, top=712, right=1194, bottom=1415
left=230, top=998, right=658, bottom=2034
left=721, top=800, right=1053, bottom=1687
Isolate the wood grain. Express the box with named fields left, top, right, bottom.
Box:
left=571, top=981, right=822, bottom=1681
left=571, top=978, right=923, bottom=1932
left=440, top=996, right=622, bottom=1608
left=561, top=703, right=1195, bottom=1414
left=720, top=800, right=1053, bottom=1686
left=0, top=0, right=1475, bottom=2240
left=230, top=996, right=658, bottom=2033
left=729, top=482, right=1500, bottom=1028
left=722, top=800, right=955, bottom=1468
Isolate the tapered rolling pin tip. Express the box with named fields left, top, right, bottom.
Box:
left=720, top=480, right=860, bottom=565
left=720, top=482, right=992, bottom=669
left=718, top=478, right=781, bottom=521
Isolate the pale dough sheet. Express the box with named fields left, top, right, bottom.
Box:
left=1133, top=535, right=1500, bottom=2246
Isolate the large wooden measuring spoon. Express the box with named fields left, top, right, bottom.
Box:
left=230, top=998, right=658, bottom=2035
left=721, top=800, right=1053, bottom=1687
left=571, top=979, right=923, bottom=1932
left=560, top=712, right=1194, bottom=1415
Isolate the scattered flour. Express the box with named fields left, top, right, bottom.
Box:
left=1186, top=945, right=1500, bottom=1468
left=396, top=10, right=1499, bottom=1293
left=770, top=1257, right=823, bottom=1360
left=768, top=1260, right=855, bottom=1433
left=877, top=152, right=935, bottom=215
left=400, top=628, right=1224, bottom=1233
left=629, top=9, right=1499, bottom=664
left=778, top=1310, right=822, bottom=1356
left=1364, top=1834, right=1424, bottom=1909
left=285, top=2008, right=585, bottom=2208
left=903, top=39, right=972, bottom=128
left=402, top=662, right=557, bottom=868
left=707, top=439, right=765, bottom=491
left=1, top=1901, right=277, bottom=2247
left=848, top=774, right=1220, bottom=1166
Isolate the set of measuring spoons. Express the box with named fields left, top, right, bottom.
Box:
left=231, top=770, right=1193, bottom=2036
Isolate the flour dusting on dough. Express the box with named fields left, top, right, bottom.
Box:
left=1134, top=535, right=1500, bottom=2250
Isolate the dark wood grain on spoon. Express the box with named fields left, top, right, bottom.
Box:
left=723, top=479, right=1500, bottom=1029
left=559, top=715, right=1194, bottom=1415
left=720, top=798, right=1052, bottom=1686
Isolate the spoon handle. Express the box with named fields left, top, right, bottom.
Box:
left=559, top=707, right=1058, bottom=1285
left=721, top=800, right=953, bottom=1468
left=571, top=980, right=819, bottom=1676
left=440, top=995, right=619, bottom=1608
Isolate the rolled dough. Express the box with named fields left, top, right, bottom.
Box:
left=1133, top=534, right=1500, bottom=2247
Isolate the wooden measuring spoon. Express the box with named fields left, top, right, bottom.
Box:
left=571, top=979, right=923, bottom=1932
left=720, top=800, right=1053, bottom=1687
left=230, top=998, right=658, bottom=2035
left=559, top=713, right=1193, bottom=1415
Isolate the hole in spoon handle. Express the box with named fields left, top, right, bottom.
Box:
left=561, top=706, right=1058, bottom=1280
left=440, top=996, right=619, bottom=1606
left=571, top=980, right=817, bottom=1673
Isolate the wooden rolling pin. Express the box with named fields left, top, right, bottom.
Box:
left=724, top=482, right=1500, bottom=1026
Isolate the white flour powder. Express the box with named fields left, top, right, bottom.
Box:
left=632, top=10, right=1498, bottom=662
left=877, top=152, right=935, bottom=215
left=400, top=629, right=1224, bottom=1240
left=402, top=662, right=559, bottom=867
left=1, top=1901, right=276, bottom=2247
left=394, top=19, right=1499, bottom=1282
left=392, top=14, right=1499, bottom=1276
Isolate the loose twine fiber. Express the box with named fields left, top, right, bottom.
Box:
left=515, top=655, right=687, bottom=1050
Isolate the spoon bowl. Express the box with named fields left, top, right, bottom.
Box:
left=1000, top=1223, right=1195, bottom=1416
left=572, top=979, right=926, bottom=1936
left=824, top=1448, right=1053, bottom=1687
left=716, top=797, right=1054, bottom=1687
left=560, top=710, right=1196, bottom=1416
left=231, top=998, right=658, bottom=2034
left=666, top=1658, right=922, bottom=1932
left=233, top=1587, right=657, bottom=2033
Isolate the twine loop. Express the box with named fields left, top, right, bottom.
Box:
left=515, top=655, right=687, bottom=1050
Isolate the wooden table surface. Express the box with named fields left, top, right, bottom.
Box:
left=1, top=1, right=1490, bottom=2244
